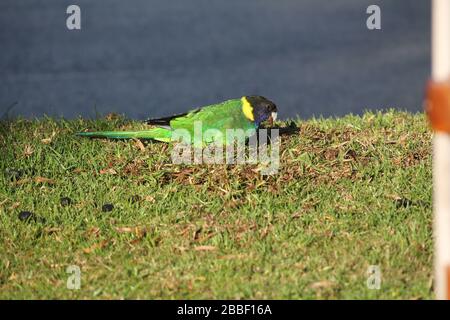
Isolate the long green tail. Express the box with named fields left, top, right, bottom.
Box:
left=76, top=127, right=172, bottom=142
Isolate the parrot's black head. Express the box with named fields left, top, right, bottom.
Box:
left=242, top=95, right=278, bottom=127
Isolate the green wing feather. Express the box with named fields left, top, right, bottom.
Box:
left=170, top=99, right=256, bottom=132
left=168, top=99, right=256, bottom=146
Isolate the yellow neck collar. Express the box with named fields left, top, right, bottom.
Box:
left=241, top=97, right=254, bottom=121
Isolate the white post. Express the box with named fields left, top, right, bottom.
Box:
left=432, top=0, right=450, bottom=300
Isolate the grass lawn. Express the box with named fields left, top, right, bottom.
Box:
left=0, top=110, right=433, bottom=299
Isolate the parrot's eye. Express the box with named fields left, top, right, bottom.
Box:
left=266, top=104, right=276, bottom=112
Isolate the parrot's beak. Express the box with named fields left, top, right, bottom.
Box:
left=268, top=112, right=277, bottom=127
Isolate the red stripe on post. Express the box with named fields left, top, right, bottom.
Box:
left=426, top=80, right=450, bottom=133
left=447, top=266, right=450, bottom=299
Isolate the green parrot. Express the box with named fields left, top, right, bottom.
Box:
left=76, top=96, right=278, bottom=146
